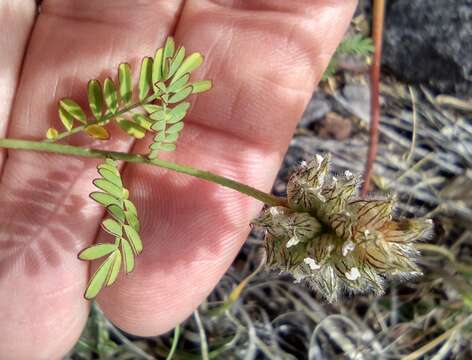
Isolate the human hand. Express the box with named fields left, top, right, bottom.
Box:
left=0, top=1, right=356, bottom=358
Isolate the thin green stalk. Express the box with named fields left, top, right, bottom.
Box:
left=51, top=93, right=160, bottom=141
left=193, top=310, right=209, bottom=360
left=165, top=325, right=181, bottom=360
left=0, top=138, right=285, bottom=207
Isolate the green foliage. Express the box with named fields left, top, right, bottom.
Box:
left=322, top=33, right=374, bottom=80
left=47, top=37, right=214, bottom=300
left=46, top=36, right=212, bottom=160
left=79, top=159, right=142, bottom=300
left=74, top=305, right=118, bottom=359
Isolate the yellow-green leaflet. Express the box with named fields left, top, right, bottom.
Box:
left=87, top=79, right=103, bottom=119
left=84, top=251, right=117, bottom=299
left=138, top=57, right=153, bottom=101
left=118, top=63, right=132, bottom=104
left=103, top=78, right=118, bottom=114
left=78, top=243, right=117, bottom=260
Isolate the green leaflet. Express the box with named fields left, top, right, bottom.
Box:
left=93, top=179, right=125, bottom=199
left=162, top=37, right=175, bottom=79
left=107, top=250, right=122, bottom=286
left=81, top=159, right=143, bottom=300
left=88, top=80, right=103, bottom=120
left=59, top=99, right=87, bottom=124
left=124, top=225, right=143, bottom=255
left=107, top=204, right=125, bottom=223
left=121, top=239, right=135, bottom=273
left=103, top=78, right=118, bottom=114
left=118, top=63, right=132, bottom=105
left=58, top=107, right=74, bottom=131
left=78, top=243, right=117, bottom=260
left=143, top=104, right=162, bottom=114
left=84, top=251, right=117, bottom=300
left=132, top=113, right=153, bottom=130
left=117, top=119, right=146, bottom=139
left=85, top=125, right=109, bottom=140
left=102, top=218, right=123, bottom=237
left=169, top=102, right=190, bottom=123
left=172, top=52, right=203, bottom=83
left=138, top=57, right=153, bottom=101
left=168, top=86, right=193, bottom=104
left=90, top=192, right=121, bottom=208
left=167, top=47, right=186, bottom=80
left=152, top=48, right=164, bottom=89
left=98, top=168, right=122, bottom=187
left=191, top=80, right=213, bottom=94
left=167, top=73, right=190, bottom=94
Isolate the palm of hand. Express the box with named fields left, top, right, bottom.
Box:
left=0, top=1, right=355, bottom=358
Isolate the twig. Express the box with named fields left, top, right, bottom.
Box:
left=362, top=0, right=386, bottom=195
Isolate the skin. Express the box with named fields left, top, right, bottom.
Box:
left=0, top=0, right=356, bottom=358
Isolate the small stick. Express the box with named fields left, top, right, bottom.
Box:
left=362, top=0, right=386, bottom=196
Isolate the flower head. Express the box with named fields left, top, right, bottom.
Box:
left=253, top=154, right=432, bottom=302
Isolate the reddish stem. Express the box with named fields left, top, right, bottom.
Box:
left=362, top=0, right=386, bottom=196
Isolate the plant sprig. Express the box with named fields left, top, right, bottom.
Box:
left=47, top=37, right=212, bottom=160
left=0, top=36, right=431, bottom=302
left=78, top=159, right=142, bottom=299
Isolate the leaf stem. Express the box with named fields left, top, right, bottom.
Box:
left=0, top=138, right=286, bottom=207
left=50, top=93, right=160, bottom=142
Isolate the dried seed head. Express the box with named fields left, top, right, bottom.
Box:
left=253, top=154, right=433, bottom=302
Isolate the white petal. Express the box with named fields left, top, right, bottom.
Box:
left=286, top=236, right=300, bottom=248
left=345, top=267, right=361, bottom=281
left=304, top=257, right=321, bottom=270
left=342, top=240, right=355, bottom=256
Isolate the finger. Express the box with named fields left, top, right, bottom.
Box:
left=98, top=0, right=357, bottom=336
left=0, top=0, right=36, bottom=172
left=0, top=1, right=184, bottom=358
